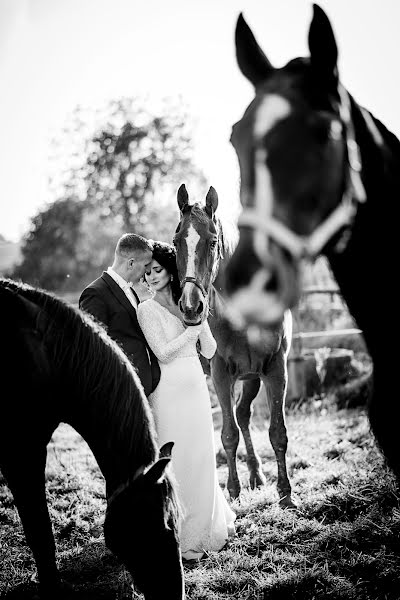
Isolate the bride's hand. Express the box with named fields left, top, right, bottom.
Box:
left=185, top=323, right=203, bottom=336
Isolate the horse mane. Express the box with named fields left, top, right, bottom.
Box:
left=354, top=98, right=400, bottom=174
left=1, top=278, right=157, bottom=472
left=215, top=214, right=238, bottom=259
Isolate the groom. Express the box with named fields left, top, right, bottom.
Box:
left=79, top=233, right=160, bottom=397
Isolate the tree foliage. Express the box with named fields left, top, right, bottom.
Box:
left=12, top=197, right=85, bottom=291
left=11, top=96, right=207, bottom=291
left=84, top=97, right=205, bottom=232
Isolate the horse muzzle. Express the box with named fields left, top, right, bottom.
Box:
left=225, top=242, right=301, bottom=330
left=179, top=279, right=208, bottom=325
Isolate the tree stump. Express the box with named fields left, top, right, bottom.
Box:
left=321, top=348, right=354, bottom=389
left=287, top=353, right=321, bottom=403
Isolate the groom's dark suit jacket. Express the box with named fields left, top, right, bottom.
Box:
left=79, top=272, right=160, bottom=397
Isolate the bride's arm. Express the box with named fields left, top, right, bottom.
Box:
left=137, top=303, right=201, bottom=363
left=198, top=320, right=217, bottom=359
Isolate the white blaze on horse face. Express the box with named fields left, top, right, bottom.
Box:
left=254, top=148, right=273, bottom=260
left=253, top=94, right=291, bottom=139
left=181, top=224, right=200, bottom=309
left=184, top=223, right=200, bottom=278
left=253, top=95, right=291, bottom=261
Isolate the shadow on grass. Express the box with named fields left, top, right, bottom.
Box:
left=263, top=564, right=400, bottom=600
left=1, top=584, right=117, bottom=600
left=1, top=542, right=132, bottom=600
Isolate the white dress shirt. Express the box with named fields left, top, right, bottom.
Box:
left=106, top=267, right=138, bottom=309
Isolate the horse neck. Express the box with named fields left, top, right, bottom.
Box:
left=325, top=100, right=400, bottom=354
left=63, top=365, right=156, bottom=496
left=5, top=285, right=155, bottom=496
left=211, top=252, right=231, bottom=295
left=208, top=259, right=235, bottom=336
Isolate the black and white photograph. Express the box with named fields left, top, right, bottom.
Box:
left=1, top=1, right=399, bottom=598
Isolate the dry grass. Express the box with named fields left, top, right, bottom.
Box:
left=1, top=400, right=399, bottom=599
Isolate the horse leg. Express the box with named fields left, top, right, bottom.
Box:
left=236, top=378, right=267, bottom=489
left=1, top=447, right=68, bottom=596
left=211, top=353, right=241, bottom=499
left=262, top=350, right=294, bottom=508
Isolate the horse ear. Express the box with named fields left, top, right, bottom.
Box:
left=177, top=184, right=189, bottom=213
left=308, top=4, right=338, bottom=88
left=205, top=186, right=218, bottom=218
left=235, top=13, right=274, bottom=88
left=159, top=441, right=174, bottom=458
left=143, top=457, right=171, bottom=485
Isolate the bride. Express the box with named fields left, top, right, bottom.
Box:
left=137, top=241, right=235, bottom=560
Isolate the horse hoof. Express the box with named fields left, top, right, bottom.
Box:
left=249, top=472, right=267, bottom=489
left=279, top=496, right=297, bottom=510
left=228, top=485, right=241, bottom=500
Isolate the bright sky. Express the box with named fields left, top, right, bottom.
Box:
left=1, top=0, right=400, bottom=242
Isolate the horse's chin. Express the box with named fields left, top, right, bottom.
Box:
left=225, top=259, right=301, bottom=332
left=226, top=291, right=286, bottom=330
left=181, top=303, right=209, bottom=327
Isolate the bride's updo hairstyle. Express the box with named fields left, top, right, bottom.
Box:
left=151, top=241, right=182, bottom=305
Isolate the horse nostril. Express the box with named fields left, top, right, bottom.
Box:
left=179, top=299, right=184, bottom=312
left=264, top=271, right=278, bottom=292
left=196, top=301, right=203, bottom=315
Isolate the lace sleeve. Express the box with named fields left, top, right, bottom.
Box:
left=137, top=302, right=200, bottom=363
left=198, top=320, right=217, bottom=359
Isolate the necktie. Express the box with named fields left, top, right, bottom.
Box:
left=123, top=283, right=139, bottom=308
left=130, top=286, right=140, bottom=305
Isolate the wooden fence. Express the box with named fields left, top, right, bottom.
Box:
left=287, top=287, right=366, bottom=401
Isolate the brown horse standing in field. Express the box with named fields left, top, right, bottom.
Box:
left=0, top=279, right=184, bottom=600
left=224, top=6, right=400, bottom=481
left=173, top=185, right=293, bottom=506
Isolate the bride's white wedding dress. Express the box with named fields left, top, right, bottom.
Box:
left=137, top=298, right=235, bottom=559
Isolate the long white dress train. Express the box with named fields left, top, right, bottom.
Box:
left=137, top=299, right=235, bottom=559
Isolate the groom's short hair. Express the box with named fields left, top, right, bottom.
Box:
left=115, top=233, right=153, bottom=258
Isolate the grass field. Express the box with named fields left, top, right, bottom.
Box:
left=1, top=397, right=399, bottom=599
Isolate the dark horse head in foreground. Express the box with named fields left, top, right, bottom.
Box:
left=224, top=5, right=400, bottom=480
left=0, top=279, right=184, bottom=599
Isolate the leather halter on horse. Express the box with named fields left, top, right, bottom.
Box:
left=180, top=275, right=208, bottom=298
left=238, top=85, right=367, bottom=263
left=180, top=277, right=208, bottom=296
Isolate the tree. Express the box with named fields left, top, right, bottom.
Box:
left=11, top=197, right=85, bottom=291
left=12, top=96, right=207, bottom=291
left=52, top=96, right=207, bottom=235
